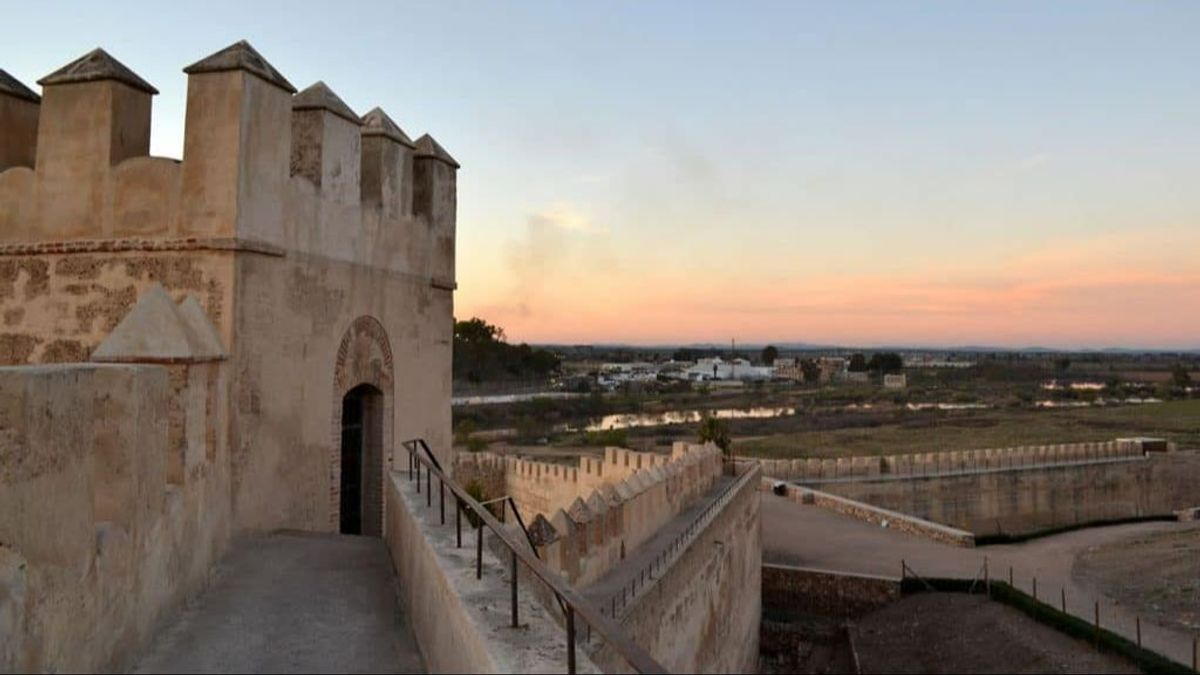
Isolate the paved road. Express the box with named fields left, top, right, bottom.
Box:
left=762, top=494, right=1200, bottom=668
left=136, top=532, right=424, bottom=674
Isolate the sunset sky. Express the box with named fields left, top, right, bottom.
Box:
left=8, top=2, right=1199, bottom=349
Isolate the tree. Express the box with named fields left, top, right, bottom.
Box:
left=847, top=353, right=868, bottom=372
left=697, top=413, right=732, bottom=458
left=453, top=317, right=560, bottom=383
left=1173, top=364, right=1193, bottom=389
left=867, top=352, right=904, bottom=374
left=761, top=345, right=779, bottom=366
left=800, top=359, right=822, bottom=383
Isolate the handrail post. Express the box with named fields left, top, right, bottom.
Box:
left=566, top=605, right=577, bottom=675
left=456, top=497, right=462, bottom=547
left=511, top=551, right=519, bottom=627
left=426, top=464, right=432, bottom=507
left=477, top=522, right=483, bottom=580
left=440, top=477, right=445, bottom=525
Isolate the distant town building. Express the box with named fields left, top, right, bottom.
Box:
left=841, top=371, right=870, bottom=384
left=818, top=357, right=848, bottom=383
left=683, top=357, right=772, bottom=382
left=884, top=373, right=908, bottom=389
left=772, top=357, right=803, bottom=381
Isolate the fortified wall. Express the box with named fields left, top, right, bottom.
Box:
left=757, top=439, right=1149, bottom=482
left=455, top=443, right=724, bottom=586
left=0, top=42, right=455, bottom=672
left=760, top=439, right=1199, bottom=538
left=817, top=451, right=1200, bottom=537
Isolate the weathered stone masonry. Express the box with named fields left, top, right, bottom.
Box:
left=0, top=41, right=456, bottom=672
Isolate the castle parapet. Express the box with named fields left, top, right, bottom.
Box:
left=414, top=134, right=458, bottom=285
left=180, top=41, right=295, bottom=244
left=33, top=50, right=157, bottom=241
left=0, top=69, right=40, bottom=172
left=0, top=41, right=458, bottom=286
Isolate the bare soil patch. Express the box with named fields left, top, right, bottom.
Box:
left=853, top=593, right=1140, bottom=674
left=1074, top=527, right=1200, bottom=635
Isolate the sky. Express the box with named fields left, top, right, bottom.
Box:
left=6, top=1, right=1199, bottom=349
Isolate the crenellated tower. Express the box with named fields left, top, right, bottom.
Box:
left=0, top=40, right=458, bottom=534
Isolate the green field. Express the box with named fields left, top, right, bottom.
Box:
left=734, top=399, right=1200, bottom=459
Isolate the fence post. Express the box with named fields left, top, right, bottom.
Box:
left=426, top=464, right=432, bottom=507
left=456, top=497, right=462, bottom=548
left=1033, top=577, right=1038, bottom=601
left=476, top=524, right=483, bottom=580
left=1009, top=566, right=1013, bottom=586
left=1094, top=601, right=1100, bottom=648
left=1136, top=616, right=1141, bottom=648
left=1061, top=587, right=1066, bottom=613
left=440, top=478, right=445, bottom=525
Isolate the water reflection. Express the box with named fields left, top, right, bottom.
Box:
left=572, top=406, right=796, bottom=432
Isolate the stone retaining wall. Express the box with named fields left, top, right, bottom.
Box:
left=762, top=564, right=901, bottom=619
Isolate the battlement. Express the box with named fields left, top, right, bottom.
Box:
left=454, top=442, right=724, bottom=586
left=0, top=41, right=456, bottom=283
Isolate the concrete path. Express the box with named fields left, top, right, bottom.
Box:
left=762, top=494, right=1200, bottom=668
left=136, top=531, right=425, bottom=674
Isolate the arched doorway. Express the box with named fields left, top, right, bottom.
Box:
left=340, top=384, right=384, bottom=536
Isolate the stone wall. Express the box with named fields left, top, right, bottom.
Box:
left=384, top=469, right=601, bottom=673
left=0, top=42, right=457, bottom=672
left=455, top=444, right=701, bottom=522
left=758, top=439, right=1147, bottom=482
left=458, top=443, right=725, bottom=587
left=0, top=42, right=457, bottom=539
left=0, top=363, right=230, bottom=672
left=817, top=451, right=1200, bottom=537
left=592, top=464, right=762, bottom=673
left=762, top=564, right=900, bottom=619
left=767, top=482, right=976, bottom=546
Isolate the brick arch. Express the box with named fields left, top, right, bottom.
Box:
left=330, top=315, right=395, bottom=532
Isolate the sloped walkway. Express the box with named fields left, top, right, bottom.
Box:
left=136, top=531, right=424, bottom=674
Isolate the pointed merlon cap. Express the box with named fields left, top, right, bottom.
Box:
left=414, top=133, right=460, bottom=169
left=360, top=107, right=415, bottom=147
left=91, top=284, right=227, bottom=363
left=549, top=508, right=576, bottom=537
left=567, top=497, right=592, bottom=523
left=38, top=48, right=157, bottom=95
left=0, top=69, right=40, bottom=103
left=293, top=81, right=361, bottom=125
left=184, top=40, right=296, bottom=94
left=526, top=514, right=560, bottom=547
left=598, top=484, right=621, bottom=507
left=586, top=491, right=609, bottom=515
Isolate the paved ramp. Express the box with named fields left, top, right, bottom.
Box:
left=137, top=532, right=424, bottom=674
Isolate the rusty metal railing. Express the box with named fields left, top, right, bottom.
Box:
left=400, top=438, right=667, bottom=675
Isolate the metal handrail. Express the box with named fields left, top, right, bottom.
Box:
left=400, top=438, right=667, bottom=675
left=607, top=459, right=758, bottom=618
